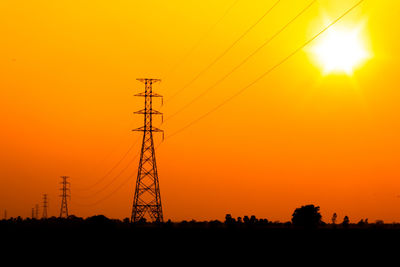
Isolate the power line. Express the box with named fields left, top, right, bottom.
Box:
left=164, top=0, right=316, bottom=123
left=165, top=0, right=365, bottom=140
left=56, top=0, right=303, bottom=205
left=73, top=81, right=160, bottom=200
left=166, top=0, right=281, bottom=103
left=75, top=137, right=140, bottom=191
left=74, top=151, right=140, bottom=199
left=163, top=0, right=241, bottom=78
left=70, top=0, right=364, bottom=207
left=73, top=141, right=160, bottom=205
left=73, top=172, right=136, bottom=207
left=72, top=80, right=164, bottom=208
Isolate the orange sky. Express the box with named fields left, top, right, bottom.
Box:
left=1, top=0, right=400, bottom=223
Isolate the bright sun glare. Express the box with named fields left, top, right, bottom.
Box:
left=311, top=24, right=370, bottom=75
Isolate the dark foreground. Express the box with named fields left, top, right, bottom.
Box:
left=1, top=216, right=400, bottom=262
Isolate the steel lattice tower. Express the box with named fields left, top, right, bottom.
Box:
left=35, top=204, right=39, bottom=219
left=59, top=176, right=70, bottom=218
left=131, top=78, right=164, bottom=223
left=42, top=194, right=48, bottom=219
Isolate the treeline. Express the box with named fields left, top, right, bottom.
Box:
left=0, top=205, right=397, bottom=229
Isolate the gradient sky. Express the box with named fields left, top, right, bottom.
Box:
left=1, top=0, right=400, bottom=222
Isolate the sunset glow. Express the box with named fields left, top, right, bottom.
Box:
left=1, top=0, right=400, bottom=224
left=310, top=24, right=370, bottom=75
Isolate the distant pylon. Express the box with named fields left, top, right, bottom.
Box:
left=32, top=208, right=35, bottom=219
left=35, top=204, right=39, bottom=219
left=42, top=194, right=48, bottom=219
left=59, top=176, right=70, bottom=218
left=131, top=78, right=164, bottom=223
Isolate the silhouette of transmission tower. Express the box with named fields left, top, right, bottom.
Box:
left=42, top=194, right=48, bottom=219
left=131, top=78, right=164, bottom=223
left=59, top=176, right=70, bottom=218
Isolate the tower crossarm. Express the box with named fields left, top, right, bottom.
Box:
left=134, top=92, right=163, bottom=98
left=134, top=109, right=163, bottom=115
left=132, top=126, right=164, bottom=133
left=136, top=78, right=161, bottom=84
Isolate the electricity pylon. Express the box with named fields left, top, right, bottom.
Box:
left=35, top=204, right=39, bottom=219
left=131, top=78, right=164, bottom=223
left=59, top=176, right=70, bottom=218
left=42, top=194, right=48, bottom=219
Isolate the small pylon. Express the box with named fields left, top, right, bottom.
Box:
left=42, top=194, right=48, bottom=219
left=59, top=176, right=70, bottom=218
left=35, top=204, right=39, bottom=219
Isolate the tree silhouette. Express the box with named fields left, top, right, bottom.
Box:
left=291, top=205, right=322, bottom=228
left=224, top=214, right=236, bottom=226
left=342, top=216, right=350, bottom=228
left=332, top=213, right=337, bottom=225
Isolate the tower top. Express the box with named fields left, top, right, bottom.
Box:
left=136, top=78, right=161, bottom=84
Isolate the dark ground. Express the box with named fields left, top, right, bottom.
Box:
left=1, top=215, right=399, bottom=263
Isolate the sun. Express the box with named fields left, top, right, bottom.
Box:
left=310, top=24, right=370, bottom=75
